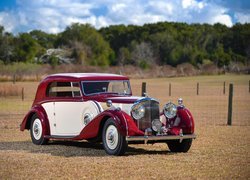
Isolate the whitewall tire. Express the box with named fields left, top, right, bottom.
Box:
left=30, top=114, right=48, bottom=145
left=102, top=118, right=127, bottom=155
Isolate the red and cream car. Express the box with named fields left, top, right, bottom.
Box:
left=20, top=73, right=196, bottom=155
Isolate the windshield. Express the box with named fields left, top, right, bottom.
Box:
left=82, top=80, right=131, bottom=95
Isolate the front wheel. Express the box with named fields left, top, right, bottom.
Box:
left=30, top=114, right=48, bottom=145
left=167, top=139, right=192, bottom=153
left=102, top=118, right=127, bottom=155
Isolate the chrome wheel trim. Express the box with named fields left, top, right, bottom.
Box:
left=106, top=125, right=118, bottom=150
left=32, top=118, right=42, bottom=140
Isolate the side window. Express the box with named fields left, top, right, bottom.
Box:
left=46, top=82, right=81, bottom=97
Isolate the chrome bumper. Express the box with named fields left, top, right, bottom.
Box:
left=126, top=134, right=196, bottom=144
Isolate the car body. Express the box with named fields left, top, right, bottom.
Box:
left=20, top=73, right=196, bottom=155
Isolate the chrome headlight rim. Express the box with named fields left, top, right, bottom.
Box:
left=152, top=119, right=162, bottom=132
left=131, top=102, right=145, bottom=120
left=163, top=102, right=177, bottom=119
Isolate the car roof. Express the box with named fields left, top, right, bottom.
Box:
left=43, top=73, right=129, bottom=81
left=32, top=73, right=130, bottom=105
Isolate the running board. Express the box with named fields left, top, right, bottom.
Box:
left=45, top=135, right=76, bottom=139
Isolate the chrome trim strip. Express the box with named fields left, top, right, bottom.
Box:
left=126, top=134, right=196, bottom=143
left=93, top=100, right=103, bottom=113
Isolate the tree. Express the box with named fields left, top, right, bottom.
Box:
left=149, top=31, right=178, bottom=66
left=0, top=26, right=15, bottom=64
left=57, top=23, right=114, bottom=66
left=130, top=41, right=155, bottom=68
left=29, top=30, right=57, bottom=49
left=0, top=21, right=249, bottom=67
left=117, top=47, right=131, bottom=66
left=211, top=43, right=231, bottom=67
left=14, top=33, right=43, bottom=63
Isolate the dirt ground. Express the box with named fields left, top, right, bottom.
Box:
left=0, top=74, right=249, bottom=179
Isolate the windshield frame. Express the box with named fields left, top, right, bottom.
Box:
left=81, top=80, right=132, bottom=96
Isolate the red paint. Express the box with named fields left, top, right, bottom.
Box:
left=20, top=105, right=51, bottom=137
left=32, top=73, right=131, bottom=106
left=73, top=109, right=144, bottom=140
left=21, top=73, right=195, bottom=145
left=178, top=107, right=195, bottom=134
left=21, top=73, right=141, bottom=140
left=165, top=107, right=195, bottom=135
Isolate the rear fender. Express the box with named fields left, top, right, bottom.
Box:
left=20, top=105, right=50, bottom=136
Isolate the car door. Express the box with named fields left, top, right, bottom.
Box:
left=54, top=100, right=101, bottom=136
left=44, top=81, right=101, bottom=136
left=53, top=82, right=101, bottom=136
left=51, top=81, right=84, bottom=136
left=54, top=100, right=85, bottom=136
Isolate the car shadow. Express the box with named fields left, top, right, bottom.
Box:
left=126, top=146, right=172, bottom=156
left=0, top=140, right=172, bottom=157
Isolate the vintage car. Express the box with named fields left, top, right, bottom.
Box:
left=20, top=73, right=196, bottom=155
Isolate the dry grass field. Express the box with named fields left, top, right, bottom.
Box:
left=0, top=74, right=249, bottom=179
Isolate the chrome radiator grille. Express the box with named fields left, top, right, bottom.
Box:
left=137, top=99, right=160, bottom=131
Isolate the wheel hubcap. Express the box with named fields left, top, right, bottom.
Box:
left=106, top=125, right=118, bottom=150
left=32, top=118, right=42, bottom=140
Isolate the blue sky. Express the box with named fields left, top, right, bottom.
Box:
left=0, top=0, right=249, bottom=34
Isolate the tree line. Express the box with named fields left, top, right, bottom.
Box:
left=0, top=22, right=249, bottom=68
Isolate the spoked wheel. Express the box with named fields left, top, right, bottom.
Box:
left=167, top=139, right=192, bottom=153
left=30, top=114, right=48, bottom=145
left=102, top=118, right=127, bottom=155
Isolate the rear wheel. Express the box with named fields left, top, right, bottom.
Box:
left=102, top=118, right=127, bottom=155
left=167, top=139, right=192, bottom=152
left=30, top=114, right=48, bottom=145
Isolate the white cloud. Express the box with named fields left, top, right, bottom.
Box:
left=235, top=12, right=250, bottom=24
left=0, top=0, right=245, bottom=34
left=182, top=0, right=194, bottom=9
left=148, top=1, right=174, bottom=15
left=182, top=0, right=205, bottom=9
left=111, top=3, right=126, bottom=12
left=211, top=14, right=233, bottom=27
left=47, top=27, right=61, bottom=34
left=18, top=12, right=28, bottom=26
left=12, top=0, right=96, bottom=33
left=203, top=5, right=233, bottom=27
left=96, top=16, right=110, bottom=27
left=0, top=11, right=17, bottom=32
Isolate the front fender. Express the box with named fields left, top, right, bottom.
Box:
left=20, top=105, right=50, bottom=136
left=74, top=108, right=143, bottom=140
left=177, top=107, right=195, bottom=134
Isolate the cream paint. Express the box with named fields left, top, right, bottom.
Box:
left=113, top=103, right=133, bottom=115
left=42, top=102, right=56, bottom=135
left=42, top=101, right=100, bottom=136
left=99, top=102, right=133, bottom=115
left=54, top=102, right=85, bottom=135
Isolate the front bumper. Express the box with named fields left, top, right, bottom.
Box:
left=126, top=134, right=196, bottom=144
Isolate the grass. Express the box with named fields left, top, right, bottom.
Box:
left=0, top=74, right=249, bottom=179
left=0, top=84, right=22, bottom=97
left=0, top=127, right=249, bottom=179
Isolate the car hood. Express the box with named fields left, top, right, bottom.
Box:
left=105, top=96, right=142, bottom=104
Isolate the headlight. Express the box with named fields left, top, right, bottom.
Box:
left=131, top=103, right=145, bottom=120
left=163, top=102, right=177, bottom=119
left=152, top=119, right=162, bottom=132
